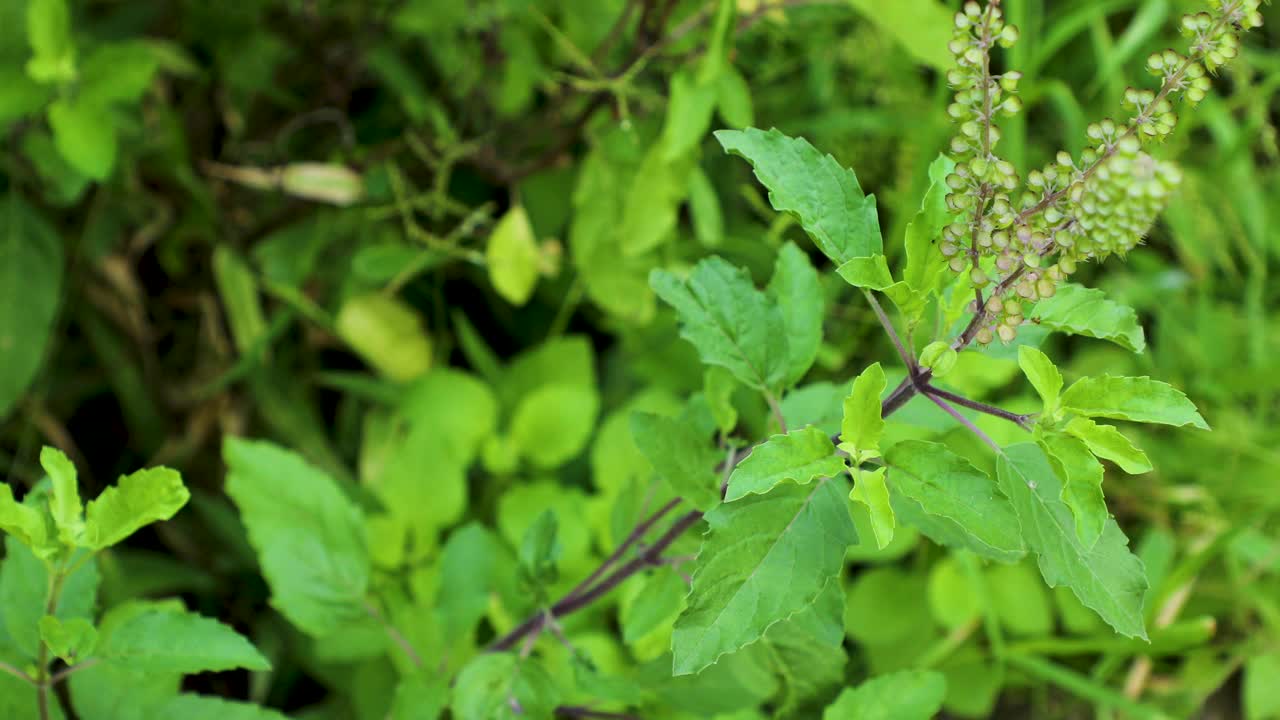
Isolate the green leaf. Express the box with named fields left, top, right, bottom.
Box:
left=1244, top=651, right=1280, bottom=720
left=510, top=383, right=599, bottom=469
left=100, top=609, right=270, bottom=673
left=823, top=669, right=948, bottom=720
left=1039, top=432, right=1108, bottom=549
left=630, top=412, right=721, bottom=511
left=725, top=426, right=845, bottom=501
left=25, top=0, right=76, bottom=84
left=389, top=675, right=447, bottom=720
left=0, top=196, right=64, bottom=420
left=82, top=467, right=189, bottom=551
left=715, top=127, right=882, bottom=265
left=845, top=0, right=954, bottom=69
left=672, top=477, right=856, bottom=675
left=157, top=695, right=289, bottom=720
left=885, top=440, right=1025, bottom=562
left=703, top=366, right=739, bottom=434
left=687, top=166, right=724, bottom=248
left=621, top=143, right=694, bottom=256
left=757, top=580, right=847, bottom=713
left=1061, top=376, right=1208, bottom=430
left=67, top=601, right=182, bottom=720
left=1064, top=417, right=1152, bottom=475
left=987, top=562, right=1055, bottom=636
left=38, top=615, right=97, bottom=663
left=223, top=438, right=370, bottom=636
left=622, top=567, right=688, bottom=644
left=849, top=467, right=895, bottom=549
left=0, top=484, right=48, bottom=550
left=452, top=653, right=560, bottom=720
left=996, top=444, right=1149, bottom=639
left=80, top=41, right=158, bottom=105
left=840, top=362, right=886, bottom=461
left=1018, top=345, right=1063, bottom=413
left=335, top=292, right=433, bottom=382
left=1031, top=284, right=1146, bottom=353
left=716, top=65, right=754, bottom=129
left=1, top=535, right=99, bottom=660
left=486, top=205, right=540, bottom=306
left=517, top=509, right=561, bottom=591
left=41, top=447, right=83, bottom=545
left=661, top=69, right=718, bottom=161
left=902, top=155, right=959, bottom=301
left=768, top=242, right=824, bottom=386
left=48, top=97, right=117, bottom=181
left=651, top=256, right=788, bottom=391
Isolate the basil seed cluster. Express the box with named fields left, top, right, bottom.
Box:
left=941, top=0, right=1260, bottom=345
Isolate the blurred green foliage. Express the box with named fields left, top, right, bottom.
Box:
left=1, top=0, right=1279, bottom=718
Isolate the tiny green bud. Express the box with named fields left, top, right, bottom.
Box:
left=919, top=341, right=958, bottom=378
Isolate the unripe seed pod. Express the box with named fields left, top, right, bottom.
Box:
left=997, top=324, right=1017, bottom=343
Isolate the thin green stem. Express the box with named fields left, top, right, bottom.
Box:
left=0, top=659, right=35, bottom=685
left=863, top=290, right=916, bottom=373
left=924, top=392, right=1001, bottom=452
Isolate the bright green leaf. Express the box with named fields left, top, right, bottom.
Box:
left=672, top=477, right=856, bottom=675
left=389, top=675, right=447, bottom=720
left=622, top=567, right=688, bottom=644
left=486, top=205, right=540, bottom=306
left=996, top=444, right=1149, bottom=639
left=726, top=426, right=845, bottom=501
left=621, top=143, right=694, bottom=256
left=1244, top=651, right=1280, bottom=720
left=1061, top=376, right=1208, bottom=430
left=768, top=242, right=824, bottom=386
left=510, top=383, right=599, bottom=469
left=335, top=292, right=433, bottom=382
left=840, top=362, right=886, bottom=460
left=823, top=669, right=948, bottom=720
left=99, top=609, right=269, bottom=673
left=1031, top=284, right=1146, bottom=353
left=0, top=484, right=48, bottom=550
left=849, top=467, right=895, bottom=549
left=902, top=155, right=959, bottom=300
left=1063, top=417, right=1152, bottom=475
left=80, top=41, right=158, bottom=105
left=39, top=615, right=97, bottom=664
left=1, top=535, right=99, bottom=660
left=715, top=127, right=882, bottom=265
left=630, top=411, right=721, bottom=511
left=687, top=166, right=724, bottom=248
left=1018, top=345, right=1063, bottom=413
left=82, top=467, right=189, bottom=551
left=716, top=65, right=754, bottom=129
left=41, top=446, right=83, bottom=545
left=650, top=256, right=788, bottom=391
left=48, top=97, right=117, bottom=180
left=703, top=366, right=739, bottom=434
left=661, top=69, right=718, bottom=161
left=845, top=0, right=954, bottom=69
left=987, top=562, right=1055, bottom=636
left=452, top=653, right=560, bottom=720
left=885, top=440, right=1025, bottom=562
left=1039, top=432, right=1108, bottom=548
left=223, top=438, right=370, bottom=636
left=25, top=0, right=76, bottom=84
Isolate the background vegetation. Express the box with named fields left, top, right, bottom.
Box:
left=1, top=0, right=1278, bottom=718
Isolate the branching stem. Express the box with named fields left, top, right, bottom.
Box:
left=924, top=385, right=1034, bottom=429
left=924, top=392, right=1002, bottom=452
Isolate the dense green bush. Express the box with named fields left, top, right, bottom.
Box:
left=2, top=0, right=1279, bottom=718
